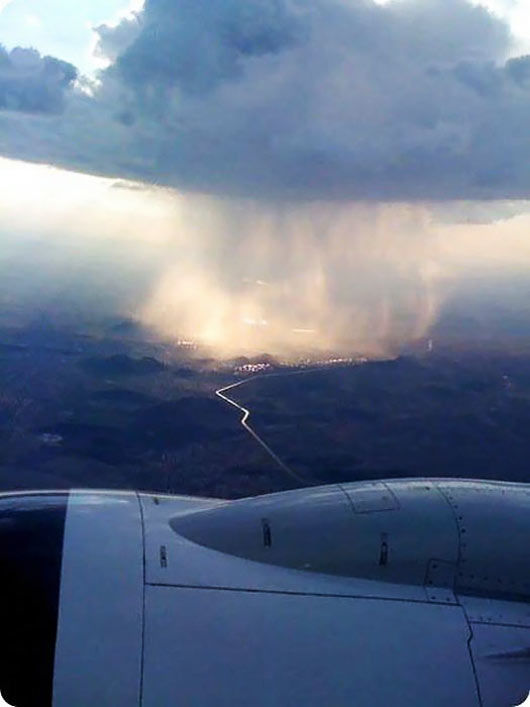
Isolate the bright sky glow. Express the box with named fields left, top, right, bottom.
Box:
left=0, top=0, right=142, bottom=73
left=373, top=0, right=530, bottom=55
left=0, top=157, right=176, bottom=244
left=476, top=0, right=530, bottom=54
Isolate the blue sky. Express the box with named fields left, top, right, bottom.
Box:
left=0, top=0, right=140, bottom=73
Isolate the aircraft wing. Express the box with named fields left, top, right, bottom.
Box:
left=0, top=480, right=529, bottom=706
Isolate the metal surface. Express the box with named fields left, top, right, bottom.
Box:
left=345, top=481, right=399, bottom=512
left=142, top=586, right=479, bottom=706
left=141, top=491, right=428, bottom=601
left=424, top=559, right=458, bottom=603
left=438, top=481, right=530, bottom=603
left=42, top=480, right=530, bottom=706
left=469, top=623, right=530, bottom=707
left=169, top=481, right=460, bottom=596
left=53, top=492, right=144, bottom=707
left=461, top=596, right=530, bottom=628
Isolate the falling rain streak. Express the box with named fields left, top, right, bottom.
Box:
left=2, top=160, right=530, bottom=358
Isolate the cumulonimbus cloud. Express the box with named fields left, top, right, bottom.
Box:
left=1, top=0, right=530, bottom=200
left=0, top=45, right=76, bottom=114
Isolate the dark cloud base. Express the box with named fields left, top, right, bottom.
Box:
left=1, top=0, right=530, bottom=200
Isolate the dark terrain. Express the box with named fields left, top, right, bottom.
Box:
left=230, top=352, right=530, bottom=485
left=1, top=322, right=529, bottom=497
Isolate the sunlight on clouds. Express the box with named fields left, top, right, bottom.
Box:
left=374, top=0, right=530, bottom=55
left=475, top=0, right=530, bottom=55
left=137, top=199, right=506, bottom=357
left=90, top=0, right=144, bottom=71
left=87, top=1, right=144, bottom=73
left=2, top=158, right=530, bottom=358
left=123, top=198, right=530, bottom=356
left=0, top=157, right=115, bottom=206
left=435, top=212, right=530, bottom=271
left=0, top=158, right=175, bottom=244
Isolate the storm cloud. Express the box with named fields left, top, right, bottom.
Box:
left=2, top=0, right=530, bottom=199
left=0, top=46, right=76, bottom=113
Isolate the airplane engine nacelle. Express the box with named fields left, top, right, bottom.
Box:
left=0, top=481, right=528, bottom=706
left=171, top=480, right=530, bottom=603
